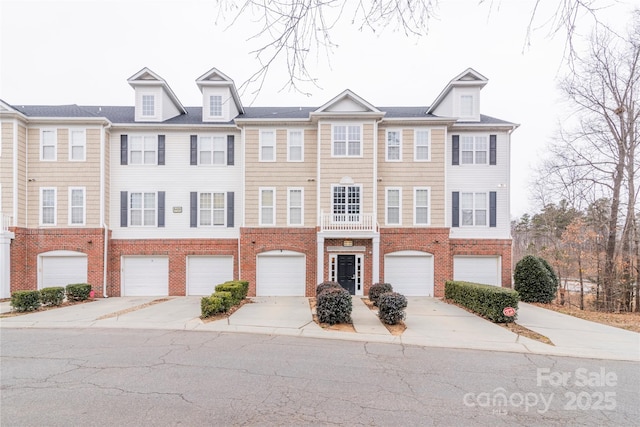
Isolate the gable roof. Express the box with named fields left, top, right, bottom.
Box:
left=195, top=67, right=244, bottom=114
left=427, top=67, right=488, bottom=115
left=127, top=67, right=186, bottom=115
left=312, top=89, right=384, bottom=117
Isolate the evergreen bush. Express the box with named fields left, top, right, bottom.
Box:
left=40, top=287, right=65, bottom=306
left=11, top=290, right=41, bottom=312
left=445, top=281, right=519, bottom=323
left=514, top=255, right=557, bottom=303
left=66, top=283, right=92, bottom=301
left=316, top=281, right=341, bottom=296
left=316, top=287, right=352, bottom=325
left=368, top=282, right=393, bottom=306
left=377, top=292, right=407, bottom=325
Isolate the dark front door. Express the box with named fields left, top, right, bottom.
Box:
left=337, top=255, right=356, bottom=295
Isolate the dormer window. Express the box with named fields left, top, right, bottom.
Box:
left=142, top=95, right=155, bottom=117
left=209, top=95, right=222, bottom=117
left=460, top=95, right=474, bottom=117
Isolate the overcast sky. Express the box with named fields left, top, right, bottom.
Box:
left=0, top=0, right=634, bottom=217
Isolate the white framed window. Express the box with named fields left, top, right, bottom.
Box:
left=69, top=129, right=86, bottom=161
left=199, top=192, right=225, bottom=226
left=386, top=130, right=401, bottom=161
left=40, top=187, right=57, bottom=225
left=287, top=188, right=303, bottom=225
left=287, top=130, right=304, bottom=162
left=40, top=129, right=57, bottom=161
left=129, top=192, right=156, bottom=226
left=332, top=125, right=361, bottom=157
left=414, top=129, right=430, bottom=161
left=461, top=136, right=488, bottom=165
left=414, top=187, right=430, bottom=225
left=129, top=136, right=157, bottom=165
left=209, top=95, right=222, bottom=117
left=69, top=187, right=85, bottom=225
left=385, top=187, right=401, bottom=225
left=460, top=94, right=474, bottom=117
left=260, top=130, right=276, bottom=162
left=199, top=136, right=226, bottom=165
left=259, top=188, right=275, bottom=225
left=461, top=192, right=487, bottom=226
left=332, top=185, right=361, bottom=221
left=142, top=95, right=155, bottom=117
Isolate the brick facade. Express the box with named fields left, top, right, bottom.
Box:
left=450, top=238, right=513, bottom=288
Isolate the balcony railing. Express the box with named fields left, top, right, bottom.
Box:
left=320, top=212, right=377, bottom=232
left=2, top=213, right=12, bottom=232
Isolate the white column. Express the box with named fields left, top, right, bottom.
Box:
left=0, top=231, right=15, bottom=298
left=372, top=235, right=380, bottom=284
left=316, top=235, right=325, bottom=284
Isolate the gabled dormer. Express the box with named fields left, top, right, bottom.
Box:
left=127, top=68, right=186, bottom=122
left=311, top=89, right=384, bottom=120
left=196, top=68, right=244, bottom=122
left=428, top=68, right=488, bottom=122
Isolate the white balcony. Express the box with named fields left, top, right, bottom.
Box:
left=320, top=212, right=377, bottom=232
left=1, top=213, right=12, bottom=232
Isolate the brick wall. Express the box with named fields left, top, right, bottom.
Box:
left=10, top=227, right=107, bottom=296
left=450, top=238, right=513, bottom=288
left=109, top=239, right=239, bottom=296
left=240, top=228, right=317, bottom=296
left=323, top=238, right=373, bottom=296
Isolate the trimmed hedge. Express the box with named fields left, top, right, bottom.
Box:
left=11, top=290, right=41, bottom=312
left=66, top=283, right=92, bottom=301
left=445, top=280, right=519, bottom=323
left=40, top=287, right=65, bottom=306
left=514, top=255, right=557, bottom=303
left=316, top=287, right=352, bottom=325
left=378, top=292, right=407, bottom=325
left=215, top=282, right=245, bottom=305
left=201, top=280, right=250, bottom=318
left=368, top=283, right=393, bottom=306
left=201, top=294, right=227, bottom=317
left=316, top=281, right=341, bottom=295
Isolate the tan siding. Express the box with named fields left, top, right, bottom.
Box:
left=26, top=126, right=102, bottom=227
left=104, top=131, right=110, bottom=226
left=17, top=124, right=26, bottom=226
left=1, top=121, right=14, bottom=218
left=318, top=122, right=375, bottom=216
left=377, top=127, right=446, bottom=226
left=244, top=127, right=317, bottom=227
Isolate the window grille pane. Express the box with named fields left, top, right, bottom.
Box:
left=143, top=209, right=155, bottom=226
left=416, top=207, right=428, bottom=224
left=144, top=193, right=155, bottom=208
left=388, top=207, right=399, bottom=224
left=130, top=193, right=142, bottom=208
left=130, top=210, right=142, bottom=226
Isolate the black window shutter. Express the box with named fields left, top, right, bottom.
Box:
left=120, top=191, right=128, bottom=227
left=452, top=135, right=459, bottom=165
left=157, top=191, right=165, bottom=227
left=158, top=135, right=165, bottom=165
left=489, top=191, right=497, bottom=227
left=227, top=192, right=234, bottom=228
left=227, top=135, right=235, bottom=165
left=190, top=192, right=198, bottom=228
left=489, top=135, right=497, bottom=165
left=120, top=135, right=128, bottom=165
left=190, top=135, right=198, bottom=165
left=452, top=192, right=459, bottom=228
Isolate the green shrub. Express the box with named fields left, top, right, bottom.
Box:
left=445, top=281, right=519, bottom=323
left=40, top=287, right=65, bottom=306
left=378, top=292, right=407, bottom=325
left=66, top=283, right=92, bottom=301
left=11, top=290, right=41, bottom=312
left=316, top=281, right=341, bottom=295
left=368, top=283, right=393, bottom=306
left=316, top=287, right=352, bottom=325
left=514, top=255, right=557, bottom=303
left=236, top=280, right=250, bottom=299
left=201, top=294, right=226, bottom=317
left=214, top=291, right=235, bottom=311
left=537, top=257, right=559, bottom=288
left=215, top=282, right=244, bottom=305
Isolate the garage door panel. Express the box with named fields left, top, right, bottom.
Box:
left=384, top=252, right=434, bottom=296
left=187, top=256, right=234, bottom=296
left=41, top=253, right=88, bottom=288
left=453, top=256, right=500, bottom=286
left=122, top=256, right=169, bottom=296
left=257, top=252, right=305, bottom=296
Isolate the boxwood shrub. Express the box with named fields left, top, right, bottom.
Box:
left=215, top=282, right=245, bottom=305
left=445, top=280, right=519, bottom=323
left=368, top=283, right=393, bottom=306
left=378, top=292, right=407, bottom=325
left=513, top=255, right=557, bottom=303
left=316, top=281, right=341, bottom=296
left=11, top=290, right=41, bottom=312
left=40, top=287, right=65, bottom=306
left=201, top=294, right=227, bottom=317
left=66, top=283, right=92, bottom=301
left=316, top=287, right=352, bottom=325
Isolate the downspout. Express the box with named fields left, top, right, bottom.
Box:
left=100, top=121, right=111, bottom=297
left=236, top=124, right=243, bottom=280
left=103, top=222, right=109, bottom=297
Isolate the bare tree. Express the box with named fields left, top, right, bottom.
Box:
left=214, top=0, right=610, bottom=98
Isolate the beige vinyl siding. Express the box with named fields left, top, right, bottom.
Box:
left=318, top=122, right=375, bottom=216
left=26, top=127, right=102, bottom=227
left=244, top=127, right=317, bottom=227
left=1, top=121, right=13, bottom=218
left=16, top=124, right=26, bottom=226
left=377, top=127, right=446, bottom=226
left=104, top=131, right=110, bottom=226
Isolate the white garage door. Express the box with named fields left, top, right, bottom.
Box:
left=454, top=256, right=501, bottom=286
left=256, top=251, right=306, bottom=296
left=122, top=256, right=169, bottom=296
left=187, top=256, right=234, bottom=296
left=40, top=251, right=88, bottom=288
left=384, top=251, right=434, bottom=296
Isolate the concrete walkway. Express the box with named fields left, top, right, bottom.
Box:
left=1, top=297, right=638, bottom=362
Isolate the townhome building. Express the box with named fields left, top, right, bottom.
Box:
left=0, top=67, right=517, bottom=299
